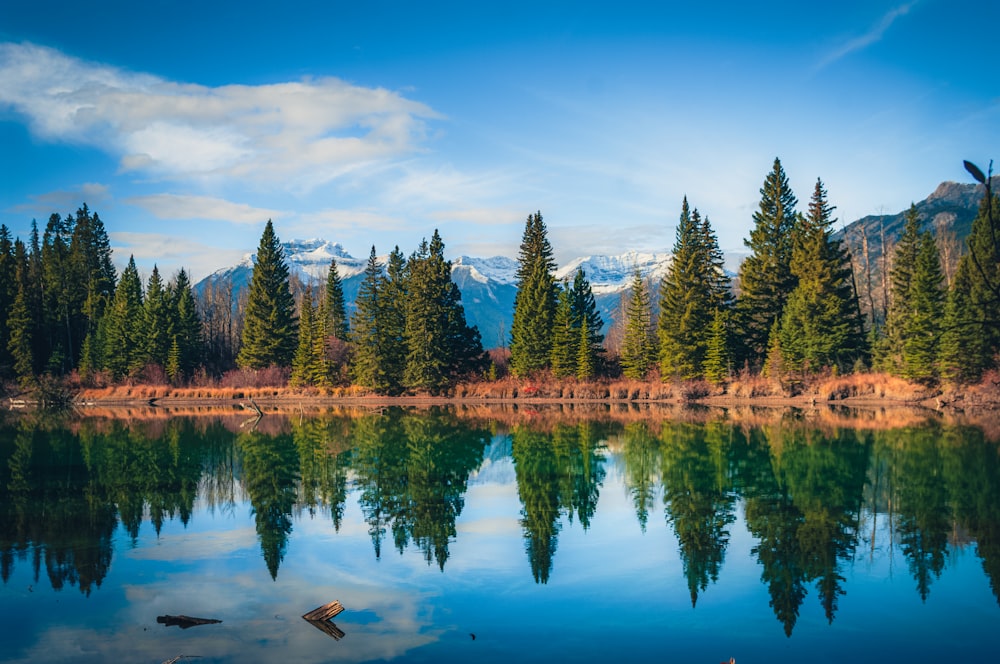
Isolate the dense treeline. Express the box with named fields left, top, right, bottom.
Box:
left=1, top=159, right=997, bottom=395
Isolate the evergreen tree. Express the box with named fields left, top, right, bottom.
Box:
left=703, top=309, right=730, bottom=385
left=940, top=263, right=990, bottom=383
left=901, top=233, right=945, bottom=382
left=237, top=220, right=298, bottom=370
left=351, top=247, right=391, bottom=391
left=404, top=231, right=485, bottom=392
left=103, top=256, right=144, bottom=380
left=69, top=206, right=117, bottom=366
left=735, top=158, right=799, bottom=370
left=40, top=213, right=72, bottom=373
left=878, top=204, right=923, bottom=372
left=954, top=190, right=1000, bottom=376
left=0, top=225, right=14, bottom=372
left=325, top=258, right=350, bottom=341
left=510, top=211, right=557, bottom=377
left=7, top=240, right=36, bottom=387
left=291, top=288, right=320, bottom=386
left=659, top=199, right=731, bottom=380
left=168, top=268, right=201, bottom=381
left=777, top=179, right=867, bottom=373
left=620, top=269, right=655, bottom=380
left=570, top=268, right=604, bottom=378
left=550, top=283, right=576, bottom=378
left=141, top=265, right=171, bottom=371
left=382, top=247, right=409, bottom=392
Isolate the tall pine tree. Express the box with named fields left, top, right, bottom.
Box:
left=510, top=212, right=557, bottom=377
left=658, top=199, right=731, bottom=380
left=878, top=204, right=923, bottom=372
left=620, top=269, right=655, bottom=380
left=570, top=268, right=604, bottom=378
left=900, top=233, right=945, bottom=382
left=777, top=179, right=866, bottom=373
left=325, top=258, right=350, bottom=341
left=735, top=158, right=799, bottom=370
left=103, top=255, right=144, bottom=380
left=237, top=220, right=298, bottom=370
left=351, top=247, right=391, bottom=392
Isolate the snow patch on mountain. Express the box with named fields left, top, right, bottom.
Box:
left=453, top=256, right=519, bottom=285
left=556, top=250, right=673, bottom=295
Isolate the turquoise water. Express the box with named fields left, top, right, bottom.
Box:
left=0, top=407, right=997, bottom=663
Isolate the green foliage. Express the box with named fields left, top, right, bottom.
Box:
left=735, top=158, right=799, bottom=369
left=778, top=179, right=867, bottom=373
left=237, top=220, right=298, bottom=370
left=103, top=256, right=144, bottom=380
left=325, top=258, right=350, bottom=341
left=510, top=211, right=557, bottom=377
left=878, top=204, right=923, bottom=372
left=703, top=309, right=730, bottom=385
left=7, top=241, right=36, bottom=387
left=350, top=247, right=391, bottom=391
left=168, top=268, right=202, bottom=381
left=291, top=288, right=327, bottom=387
left=659, top=199, right=731, bottom=380
left=900, top=233, right=945, bottom=382
left=620, top=269, right=656, bottom=380
left=0, top=226, right=17, bottom=374
left=570, top=268, right=604, bottom=378
left=550, top=283, right=576, bottom=378
left=382, top=247, right=409, bottom=392
left=946, top=191, right=1000, bottom=380
left=404, top=231, right=486, bottom=393
left=141, top=266, right=171, bottom=370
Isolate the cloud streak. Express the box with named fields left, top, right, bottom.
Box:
left=0, top=42, right=440, bottom=190
left=126, top=193, right=286, bottom=223
left=817, top=2, right=917, bottom=70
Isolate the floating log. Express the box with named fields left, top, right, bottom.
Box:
left=304, top=618, right=346, bottom=641
left=302, top=600, right=347, bottom=641
left=157, top=615, right=222, bottom=629
left=302, top=600, right=345, bottom=622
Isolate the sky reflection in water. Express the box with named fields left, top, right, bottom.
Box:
left=0, top=407, right=998, bottom=663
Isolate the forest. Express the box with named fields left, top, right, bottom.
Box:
left=0, top=158, right=998, bottom=400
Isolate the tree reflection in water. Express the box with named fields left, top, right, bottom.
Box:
left=1, top=406, right=999, bottom=635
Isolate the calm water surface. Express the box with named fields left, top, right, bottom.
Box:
left=1, top=406, right=998, bottom=663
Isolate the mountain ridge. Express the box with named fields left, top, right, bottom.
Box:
left=198, top=177, right=991, bottom=348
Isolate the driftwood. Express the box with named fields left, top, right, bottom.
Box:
left=157, top=615, right=222, bottom=629
left=304, top=619, right=346, bottom=640
left=303, top=600, right=346, bottom=640
left=302, top=600, right=344, bottom=622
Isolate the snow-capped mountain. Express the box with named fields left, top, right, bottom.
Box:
left=196, top=242, right=673, bottom=348
left=556, top=251, right=673, bottom=295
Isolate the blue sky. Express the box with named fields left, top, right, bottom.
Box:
left=1, top=0, right=997, bottom=281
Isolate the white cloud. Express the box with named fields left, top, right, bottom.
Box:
left=0, top=42, right=440, bottom=189
left=817, top=2, right=917, bottom=70
left=126, top=193, right=286, bottom=224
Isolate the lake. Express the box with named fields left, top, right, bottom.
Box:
left=1, top=404, right=998, bottom=663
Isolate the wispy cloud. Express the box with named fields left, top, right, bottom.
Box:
left=126, top=193, right=285, bottom=224
left=0, top=42, right=440, bottom=190
left=429, top=207, right=523, bottom=226
left=817, top=2, right=917, bottom=70
left=110, top=230, right=247, bottom=280
left=7, top=183, right=111, bottom=215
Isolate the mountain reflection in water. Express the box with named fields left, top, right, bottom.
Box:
left=1, top=405, right=997, bottom=663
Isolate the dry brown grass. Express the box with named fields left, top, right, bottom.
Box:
left=815, top=372, right=935, bottom=402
